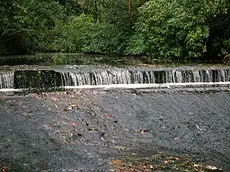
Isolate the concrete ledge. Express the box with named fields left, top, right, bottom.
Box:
left=1, top=82, right=230, bottom=93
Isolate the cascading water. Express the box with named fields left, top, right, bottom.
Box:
left=0, top=71, right=14, bottom=89
left=55, top=67, right=230, bottom=86
left=1, top=66, right=230, bottom=91
left=55, top=67, right=132, bottom=86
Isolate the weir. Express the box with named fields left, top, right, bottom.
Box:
left=1, top=66, right=230, bottom=90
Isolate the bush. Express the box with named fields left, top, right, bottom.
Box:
left=0, top=0, right=66, bottom=55
left=48, top=14, right=120, bottom=54
left=127, top=0, right=228, bottom=61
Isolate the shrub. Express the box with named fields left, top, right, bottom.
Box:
left=127, top=0, right=228, bottom=61
left=48, top=14, right=120, bottom=54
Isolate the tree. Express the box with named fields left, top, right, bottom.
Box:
left=0, top=0, right=66, bottom=54
left=1, top=0, right=230, bottom=62
left=127, top=0, right=228, bottom=61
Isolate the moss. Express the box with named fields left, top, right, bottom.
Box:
left=14, top=70, right=63, bottom=89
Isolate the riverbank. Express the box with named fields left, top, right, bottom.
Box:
left=0, top=90, right=229, bottom=171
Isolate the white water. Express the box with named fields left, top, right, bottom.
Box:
left=0, top=72, right=14, bottom=89
left=56, top=68, right=230, bottom=86
left=1, top=67, right=230, bottom=91
left=56, top=68, right=132, bottom=86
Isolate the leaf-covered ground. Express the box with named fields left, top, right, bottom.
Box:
left=110, top=155, right=222, bottom=172
left=0, top=90, right=230, bottom=171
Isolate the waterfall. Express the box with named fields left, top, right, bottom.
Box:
left=55, top=68, right=131, bottom=86
left=1, top=66, right=230, bottom=90
left=0, top=71, right=14, bottom=89
left=54, top=68, right=230, bottom=86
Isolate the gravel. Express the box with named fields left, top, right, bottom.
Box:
left=0, top=90, right=230, bottom=171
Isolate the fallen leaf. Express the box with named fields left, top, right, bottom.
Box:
left=64, top=104, right=78, bottom=111
left=193, top=164, right=199, bottom=167
left=205, top=165, right=218, bottom=170
left=111, top=160, right=125, bottom=166
left=103, top=113, right=113, bottom=119
left=1, top=167, right=7, bottom=172
left=71, top=122, right=77, bottom=128
left=114, top=146, right=131, bottom=151
left=70, top=104, right=77, bottom=107
left=135, top=129, right=150, bottom=134
left=164, top=160, right=168, bottom=164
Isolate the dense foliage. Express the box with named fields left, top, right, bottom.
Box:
left=0, top=0, right=230, bottom=62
